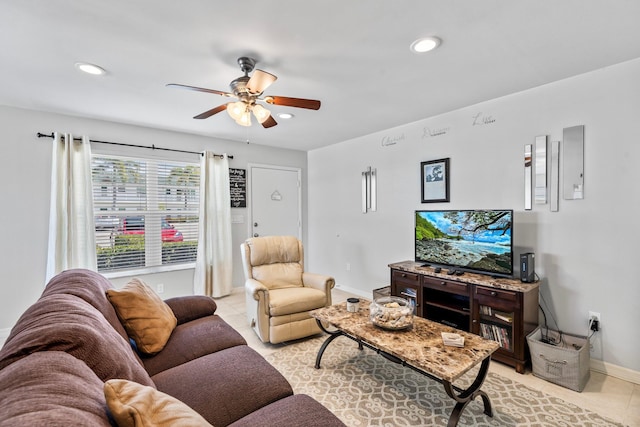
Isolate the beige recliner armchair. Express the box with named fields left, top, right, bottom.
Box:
left=241, top=235, right=335, bottom=344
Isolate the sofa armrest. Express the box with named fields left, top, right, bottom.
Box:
left=164, top=296, right=217, bottom=325
left=303, top=273, right=335, bottom=298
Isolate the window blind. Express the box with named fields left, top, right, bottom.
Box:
left=92, top=155, right=200, bottom=273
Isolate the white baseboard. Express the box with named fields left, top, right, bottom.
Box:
left=591, top=359, right=640, bottom=385
left=333, top=283, right=371, bottom=300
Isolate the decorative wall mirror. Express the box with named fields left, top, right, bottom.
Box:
left=524, top=144, right=532, bottom=210
left=535, top=135, right=547, bottom=204
left=550, top=140, right=560, bottom=212
left=563, top=125, right=585, bottom=200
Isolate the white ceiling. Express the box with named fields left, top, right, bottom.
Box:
left=2, top=1, right=640, bottom=151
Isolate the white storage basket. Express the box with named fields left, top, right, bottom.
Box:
left=527, top=327, right=590, bottom=392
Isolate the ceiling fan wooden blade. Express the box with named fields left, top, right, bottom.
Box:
left=247, top=69, right=277, bottom=94
left=193, top=104, right=227, bottom=119
left=264, top=96, right=321, bottom=110
left=261, top=115, right=278, bottom=128
left=167, top=83, right=233, bottom=97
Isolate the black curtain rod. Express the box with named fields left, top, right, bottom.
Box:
left=36, top=132, right=233, bottom=159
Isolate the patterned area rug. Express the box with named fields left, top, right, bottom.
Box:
left=264, top=336, right=625, bottom=427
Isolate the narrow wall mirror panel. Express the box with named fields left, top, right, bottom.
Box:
left=534, top=135, right=547, bottom=204
left=550, top=140, right=559, bottom=212
left=361, top=171, right=368, bottom=213
left=524, top=144, right=532, bottom=210
left=563, top=125, right=584, bottom=200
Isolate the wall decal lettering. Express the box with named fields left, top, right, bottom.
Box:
left=381, top=133, right=405, bottom=147
left=422, top=126, right=450, bottom=138
left=472, top=112, right=496, bottom=126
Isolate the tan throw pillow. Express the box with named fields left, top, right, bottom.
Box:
left=104, top=379, right=213, bottom=427
left=106, top=278, right=177, bottom=354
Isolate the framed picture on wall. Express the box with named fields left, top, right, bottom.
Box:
left=421, top=158, right=450, bottom=203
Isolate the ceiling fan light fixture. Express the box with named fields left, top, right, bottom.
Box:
left=410, top=36, right=441, bottom=53
left=168, top=56, right=321, bottom=129
left=246, top=69, right=277, bottom=94
left=252, top=104, right=271, bottom=123
left=236, top=110, right=252, bottom=127
left=278, top=113, right=294, bottom=119
left=227, top=101, right=246, bottom=121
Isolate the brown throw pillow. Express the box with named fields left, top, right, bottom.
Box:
left=104, top=379, right=213, bottom=427
left=106, top=278, right=177, bottom=354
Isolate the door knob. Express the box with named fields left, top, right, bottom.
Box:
left=254, top=222, right=259, bottom=227
left=253, top=233, right=259, bottom=237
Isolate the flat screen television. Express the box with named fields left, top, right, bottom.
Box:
left=415, top=209, right=513, bottom=277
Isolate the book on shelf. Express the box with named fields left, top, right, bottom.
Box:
left=441, top=332, right=465, bottom=347
left=480, top=323, right=512, bottom=351
left=494, top=310, right=513, bottom=323
left=480, top=305, right=513, bottom=323
left=402, top=287, right=417, bottom=298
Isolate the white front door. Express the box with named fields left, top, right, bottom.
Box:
left=248, top=164, right=301, bottom=239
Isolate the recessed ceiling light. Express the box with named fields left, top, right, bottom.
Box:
left=75, top=62, right=107, bottom=75
left=410, top=36, right=441, bottom=54
left=278, top=113, right=294, bottom=119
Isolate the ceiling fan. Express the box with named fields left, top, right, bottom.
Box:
left=167, top=57, right=321, bottom=128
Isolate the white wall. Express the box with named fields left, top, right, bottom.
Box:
left=308, top=58, right=640, bottom=374
left=0, top=106, right=307, bottom=336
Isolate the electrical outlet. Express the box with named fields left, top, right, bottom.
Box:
left=156, top=283, right=164, bottom=294
left=589, top=311, right=600, bottom=331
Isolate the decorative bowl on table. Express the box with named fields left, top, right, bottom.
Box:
left=369, top=296, right=414, bottom=330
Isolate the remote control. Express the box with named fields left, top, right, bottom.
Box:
left=447, top=269, right=456, bottom=275
left=434, top=267, right=441, bottom=273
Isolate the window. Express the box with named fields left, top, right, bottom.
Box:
left=92, top=155, right=200, bottom=275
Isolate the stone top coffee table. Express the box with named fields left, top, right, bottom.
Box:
left=310, top=300, right=500, bottom=427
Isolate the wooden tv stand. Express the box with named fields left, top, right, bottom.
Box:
left=389, top=261, right=539, bottom=373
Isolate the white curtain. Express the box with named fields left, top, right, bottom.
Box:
left=193, top=151, right=232, bottom=297
left=46, top=133, right=96, bottom=282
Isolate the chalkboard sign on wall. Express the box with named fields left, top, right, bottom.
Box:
left=230, top=168, right=246, bottom=208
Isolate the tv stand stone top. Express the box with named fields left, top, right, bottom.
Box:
left=389, top=261, right=539, bottom=293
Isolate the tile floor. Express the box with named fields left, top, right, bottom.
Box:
left=214, top=287, right=640, bottom=427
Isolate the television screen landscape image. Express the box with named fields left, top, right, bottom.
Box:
left=415, top=209, right=513, bottom=277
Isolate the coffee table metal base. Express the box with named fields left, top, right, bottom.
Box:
left=314, top=320, right=493, bottom=427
